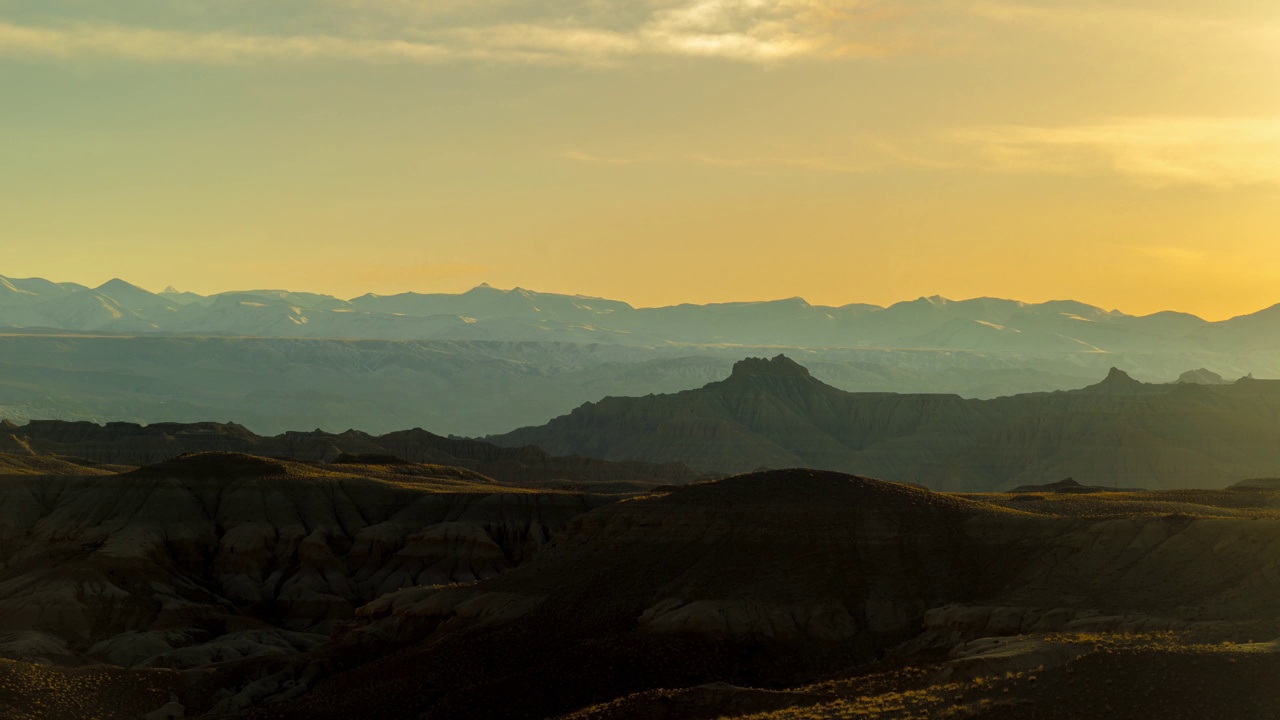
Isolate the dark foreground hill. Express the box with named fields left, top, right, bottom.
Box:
left=491, top=355, right=1280, bottom=491
left=0, top=419, right=702, bottom=492
left=7, top=462, right=1280, bottom=718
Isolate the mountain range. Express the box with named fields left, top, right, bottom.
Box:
left=3, top=274, right=1280, bottom=436
left=491, top=355, right=1280, bottom=491
left=4, top=274, right=1280, bottom=352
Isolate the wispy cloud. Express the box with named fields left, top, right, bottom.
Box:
left=1126, top=245, right=1208, bottom=265
left=564, top=116, right=1280, bottom=186
left=0, top=21, right=451, bottom=64
left=968, top=1, right=1280, bottom=63
left=691, top=153, right=874, bottom=173
left=0, top=1, right=909, bottom=66
left=562, top=137, right=912, bottom=174
left=562, top=149, right=649, bottom=165
left=3, top=1, right=1275, bottom=67
left=970, top=1, right=1278, bottom=37
left=951, top=117, right=1280, bottom=188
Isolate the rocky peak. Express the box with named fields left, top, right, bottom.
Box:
left=729, top=354, right=812, bottom=379
left=96, top=278, right=148, bottom=294
left=1083, top=367, right=1148, bottom=395
left=1176, top=368, right=1227, bottom=385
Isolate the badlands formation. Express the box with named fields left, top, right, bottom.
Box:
left=3, top=451, right=1280, bottom=718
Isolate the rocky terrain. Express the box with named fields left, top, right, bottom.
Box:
left=492, top=355, right=1280, bottom=491
left=0, top=451, right=608, bottom=714
left=6, top=459, right=1280, bottom=718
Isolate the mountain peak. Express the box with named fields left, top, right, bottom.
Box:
left=1080, top=367, right=1149, bottom=395
left=1102, top=367, right=1138, bottom=384
left=97, top=278, right=146, bottom=292
left=730, top=354, right=812, bottom=379
left=1176, top=368, right=1227, bottom=385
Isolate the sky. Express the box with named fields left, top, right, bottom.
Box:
left=2, top=1, right=1279, bottom=320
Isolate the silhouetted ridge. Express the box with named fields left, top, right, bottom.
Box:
left=127, top=451, right=294, bottom=478
left=671, top=469, right=979, bottom=512
left=1008, top=477, right=1144, bottom=494
left=1081, top=367, right=1149, bottom=394
left=1177, top=368, right=1227, bottom=385
left=492, top=359, right=1280, bottom=490
left=331, top=452, right=412, bottom=466
left=1229, top=477, right=1280, bottom=491
left=6, top=420, right=704, bottom=490
left=730, top=354, right=812, bottom=379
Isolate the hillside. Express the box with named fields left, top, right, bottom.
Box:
left=491, top=356, right=1280, bottom=491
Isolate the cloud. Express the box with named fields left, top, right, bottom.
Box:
left=562, top=136, right=911, bottom=173
left=562, top=150, right=648, bottom=165
left=691, top=153, right=874, bottom=173
left=0, top=21, right=451, bottom=64
left=0, top=0, right=909, bottom=66
left=950, top=117, right=1280, bottom=188
left=967, top=1, right=1280, bottom=57
left=1127, top=246, right=1207, bottom=265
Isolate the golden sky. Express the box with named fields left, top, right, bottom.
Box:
left=2, top=0, right=1279, bottom=319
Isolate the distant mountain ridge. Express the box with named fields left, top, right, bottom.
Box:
left=490, top=355, right=1280, bottom=491
left=3, top=274, right=1280, bottom=352
left=4, top=274, right=1280, bottom=439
